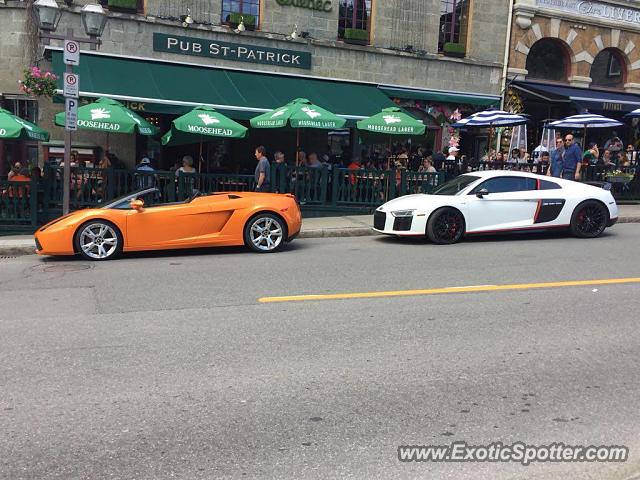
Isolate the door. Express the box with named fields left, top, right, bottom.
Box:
left=466, top=176, right=539, bottom=232
left=126, top=191, right=211, bottom=248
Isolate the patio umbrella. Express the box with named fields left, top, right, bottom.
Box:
left=452, top=108, right=528, bottom=157
left=161, top=106, right=247, bottom=172
left=548, top=113, right=623, bottom=148
left=0, top=108, right=49, bottom=142
left=250, top=98, right=347, bottom=162
left=356, top=107, right=426, bottom=167
left=54, top=97, right=158, bottom=149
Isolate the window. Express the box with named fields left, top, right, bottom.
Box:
left=591, top=49, right=625, bottom=89
left=539, top=179, right=561, bottom=190
left=526, top=39, right=568, bottom=82
left=222, top=0, right=260, bottom=29
left=471, top=176, right=537, bottom=194
left=2, top=97, right=38, bottom=123
left=438, top=0, right=470, bottom=53
left=338, top=0, right=372, bottom=43
left=432, top=175, right=480, bottom=195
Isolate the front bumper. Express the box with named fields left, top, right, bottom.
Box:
left=372, top=210, right=426, bottom=236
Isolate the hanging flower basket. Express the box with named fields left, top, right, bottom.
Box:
left=18, top=66, right=58, bottom=98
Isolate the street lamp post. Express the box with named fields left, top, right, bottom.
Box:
left=33, top=0, right=107, bottom=215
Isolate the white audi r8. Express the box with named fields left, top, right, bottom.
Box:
left=373, top=170, right=618, bottom=244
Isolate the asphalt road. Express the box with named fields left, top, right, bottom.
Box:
left=1, top=225, right=640, bottom=480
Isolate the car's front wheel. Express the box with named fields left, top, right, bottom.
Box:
left=426, top=207, right=465, bottom=244
left=570, top=200, right=608, bottom=238
left=75, top=220, right=122, bottom=261
left=244, top=213, right=287, bottom=253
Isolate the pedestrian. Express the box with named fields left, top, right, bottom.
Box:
left=274, top=151, right=286, bottom=166
left=296, top=150, right=307, bottom=167
left=432, top=149, right=446, bottom=171
left=7, top=162, right=22, bottom=180
left=307, top=152, right=322, bottom=169
left=626, top=144, right=637, bottom=163
left=418, top=156, right=436, bottom=173
left=583, top=142, right=599, bottom=166
left=548, top=137, right=564, bottom=178
left=135, top=157, right=155, bottom=189
left=604, top=131, right=623, bottom=154
left=254, top=146, right=271, bottom=192
left=534, top=151, right=550, bottom=174
left=446, top=146, right=459, bottom=162
left=561, top=134, right=583, bottom=180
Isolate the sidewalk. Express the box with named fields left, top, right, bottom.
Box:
left=2, top=205, right=640, bottom=256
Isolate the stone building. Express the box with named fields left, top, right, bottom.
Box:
left=508, top=0, right=640, bottom=148
left=0, top=0, right=509, bottom=172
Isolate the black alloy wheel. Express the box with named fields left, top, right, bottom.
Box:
left=426, top=208, right=465, bottom=244
left=570, top=201, right=608, bottom=238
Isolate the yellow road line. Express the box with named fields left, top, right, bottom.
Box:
left=258, top=277, right=640, bottom=303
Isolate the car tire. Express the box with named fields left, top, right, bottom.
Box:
left=426, top=207, right=465, bottom=244
left=74, top=220, right=123, bottom=261
left=244, top=213, right=288, bottom=253
left=570, top=200, right=608, bottom=238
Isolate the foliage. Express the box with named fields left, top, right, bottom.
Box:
left=18, top=66, right=57, bottom=98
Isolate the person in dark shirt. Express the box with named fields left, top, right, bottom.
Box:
left=561, top=134, right=582, bottom=180
left=254, top=146, right=271, bottom=192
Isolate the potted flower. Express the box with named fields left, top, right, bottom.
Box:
left=343, top=28, right=369, bottom=45
left=18, top=66, right=58, bottom=98
left=443, top=42, right=466, bottom=58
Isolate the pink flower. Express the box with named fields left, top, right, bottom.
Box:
left=44, top=72, right=51, bottom=78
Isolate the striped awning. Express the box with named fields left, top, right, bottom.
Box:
left=548, top=114, right=623, bottom=129
left=452, top=109, right=528, bottom=128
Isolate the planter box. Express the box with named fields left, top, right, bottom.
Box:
left=343, top=28, right=369, bottom=45
left=443, top=42, right=466, bottom=58
left=107, top=0, right=138, bottom=11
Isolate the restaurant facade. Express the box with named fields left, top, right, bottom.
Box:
left=0, top=0, right=507, bottom=173
left=508, top=0, right=640, bottom=148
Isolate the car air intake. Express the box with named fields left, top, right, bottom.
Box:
left=374, top=211, right=386, bottom=230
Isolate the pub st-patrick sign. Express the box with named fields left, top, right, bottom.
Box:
left=153, top=33, right=312, bottom=70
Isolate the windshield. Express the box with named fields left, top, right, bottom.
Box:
left=102, top=188, right=158, bottom=209
left=431, top=175, right=480, bottom=195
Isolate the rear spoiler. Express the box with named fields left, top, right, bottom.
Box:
left=584, top=181, right=612, bottom=191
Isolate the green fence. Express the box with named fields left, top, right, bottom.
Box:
left=0, top=178, right=38, bottom=232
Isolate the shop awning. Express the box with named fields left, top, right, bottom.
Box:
left=511, top=81, right=640, bottom=113
left=379, top=86, right=500, bottom=107
left=51, top=51, right=396, bottom=122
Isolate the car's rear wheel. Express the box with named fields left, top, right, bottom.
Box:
left=426, top=208, right=465, bottom=244
left=75, top=220, right=122, bottom=261
left=244, top=213, right=287, bottom=253
left=570, top=200, right=608, bottom=238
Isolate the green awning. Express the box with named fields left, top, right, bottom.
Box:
left=52, top=51, right=396, bottom=122
left=379, top=86, right=500, bottom=107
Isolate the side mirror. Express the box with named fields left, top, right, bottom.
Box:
left=476, top=188, right=489, bottom=198
left=130, top=199, right=144, bottom=211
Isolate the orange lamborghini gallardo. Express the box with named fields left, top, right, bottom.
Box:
left=34, top=188, right=302, bottom=260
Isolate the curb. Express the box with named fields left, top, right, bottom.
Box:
left=0, top=245, right=35, bottom=257
left=299, top=228, right=377, bottom=239
left=2, top=217, right=639, bottom=256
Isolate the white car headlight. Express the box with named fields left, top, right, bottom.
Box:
left=391, top=209, right=416, bottom=218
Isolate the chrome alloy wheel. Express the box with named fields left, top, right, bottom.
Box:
left=249, top=217, right=284, bottom=252
left=79, top=223, right=119, bottom=259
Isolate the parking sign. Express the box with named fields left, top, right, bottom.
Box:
left=64, top=40, right=80, bottom=66
left=65, top=98, right=78, bottom=131
left=63, top=72, right=79, bottom=98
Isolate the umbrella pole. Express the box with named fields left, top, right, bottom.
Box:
left=199, top=138, right=203, bottom=174
left=296, top=128, right=300, bottom=166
